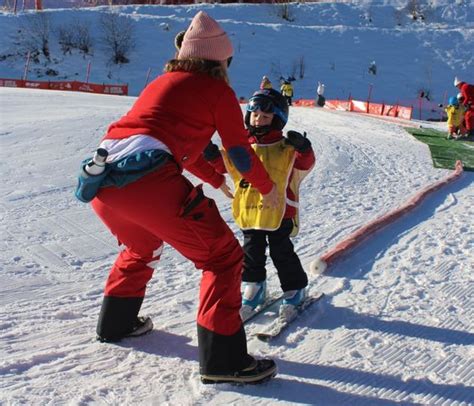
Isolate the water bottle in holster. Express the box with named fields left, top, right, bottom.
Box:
left=84, top=148, right=108, bottom=176
left=75, top=148, right=109, bottom=203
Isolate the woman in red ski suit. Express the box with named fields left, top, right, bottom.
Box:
left=87, top=11, right=278, bottom=383
left=454, top=77, right=474, bottom=136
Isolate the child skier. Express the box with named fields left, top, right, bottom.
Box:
left=203, top=88, right=315, bottom=317
left=260, top=75, right=272, bottom=90
left=445, top=95, right=467, bottom=139
left=280, top=79, right=294, bottom=106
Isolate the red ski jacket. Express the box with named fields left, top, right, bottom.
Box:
left=459, top=82, right=474, bottom=108
left=103, top=71, right=273, bottom=194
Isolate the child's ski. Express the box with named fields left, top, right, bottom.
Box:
left=255, top=292, right=325, bottom=342
left=241, top=294, right=284, bottom=324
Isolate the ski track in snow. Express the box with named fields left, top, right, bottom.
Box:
left=1, top=88, right=473, bottom=405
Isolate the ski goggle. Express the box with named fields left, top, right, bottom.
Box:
left=227, top=57, right=233, bottom=68
left=246, top=96, right=288, bottom=123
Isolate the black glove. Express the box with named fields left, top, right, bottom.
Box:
left=285, top=131, right=311, bottom=152
left=203, top=141, right=220, bottom=161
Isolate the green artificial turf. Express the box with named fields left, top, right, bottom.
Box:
left=405, top=127, right=474, bottom=172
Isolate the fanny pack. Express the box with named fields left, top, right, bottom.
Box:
left=75, top=149, right=172, bottom=203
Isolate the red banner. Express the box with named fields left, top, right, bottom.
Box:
left=0, top=78, right=128, bottom=96
left=383, top=104, right=398, bottom=117
left=48, top=81, right=74, bottom=91
left=322, top=98, right=412, bottom=121
left=325, top=100, right=351, bottom=111
left=293, top=99, right=316, bottom=107
left=103, top=84, right=128, bottom=95
left=367, top=103, right=384, bottom=115
left=351, top=100, right=367, bottom=113
left=397, top=106, right=413, bottom=120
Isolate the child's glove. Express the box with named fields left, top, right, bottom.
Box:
left=203, top=141, right=221, bottom=161
left=285, top=131, right=312, bottom=152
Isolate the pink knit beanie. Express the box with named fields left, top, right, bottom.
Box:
left=178, top=11, right=233, bottom=62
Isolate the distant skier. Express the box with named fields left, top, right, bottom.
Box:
left=203, top=88, right=315, bottom=318
left=316, top=81, right=326, bottom=107
left=368, top=60, right=377, bottom=75
left=454, top=76, right=474, bottom=137
left=260, top=75, right=272, bottom=90
left=444, top=95, right=467, bottom=140
left=280, top=79, right=294, bottom=106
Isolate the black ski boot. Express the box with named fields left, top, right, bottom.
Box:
left=97, top=316, right=153, bottom=342
left=200, top=358, right=277, bottom=385
left=125, top=316, right=154, bottom=338
left=96, top=296, right=153, bottom=342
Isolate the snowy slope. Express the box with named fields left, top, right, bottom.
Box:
left=0, top=1, right=473, bottom=110
left=0, top=87, right=473, bottom=405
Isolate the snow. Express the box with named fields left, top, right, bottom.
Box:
left=1, top=2, right=473, bottom=405
left=1, top=86, right=473, bottom=405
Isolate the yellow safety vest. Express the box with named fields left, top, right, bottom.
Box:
left=222, top=140, right=313, bottom=236
left=445, top=105, right=465, bottom=127
left=281, top=83, right=293, bottom=97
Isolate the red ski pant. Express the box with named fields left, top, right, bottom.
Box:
left=465, top=108, right=474, bottom=132
left=91, top=161, right=244, bottom=336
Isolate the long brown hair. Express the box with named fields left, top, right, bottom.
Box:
left=164, top=59, right=229, bottom=84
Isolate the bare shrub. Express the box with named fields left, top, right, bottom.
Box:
left=274, top=2, right=295, bottom=22
left=100, top=12, right=135, bottom=64
left=75, top=22, right=93, bottom=54
left=297, top=55, right=305, bottom=79
left=16, top=13, right=51, bottom=61
left=58, top=25, right=74, bottom=55
left=58, top=20, right=92, bottom=55
left=270, top=60, right=283, bottom=81
left=291, top=60, right=298, bottom=80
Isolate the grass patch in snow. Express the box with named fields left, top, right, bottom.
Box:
left=405, top=127, right=474, bottom=172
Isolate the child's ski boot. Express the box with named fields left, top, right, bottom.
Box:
left=279, top=288, right=306, bottom=320
left=240, top=281, right=266, bottom=319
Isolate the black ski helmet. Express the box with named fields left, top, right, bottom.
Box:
left=245, top=88, right=289, bottom=133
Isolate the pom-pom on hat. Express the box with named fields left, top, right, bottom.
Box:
left=178, top=11, right=233, bottom=62
left=454, top=76, right=462, bottom=87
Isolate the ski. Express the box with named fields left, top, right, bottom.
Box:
left=241, top=294, right=284, bottom=324
left=255, top=292, right=325, bottom=342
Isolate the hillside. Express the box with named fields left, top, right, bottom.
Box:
left=0, top=1, right=473, bottom=112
